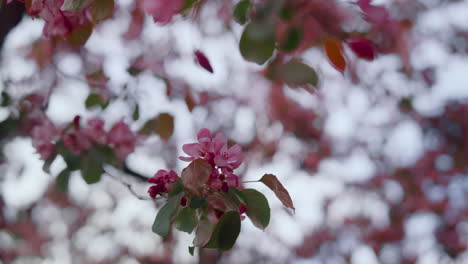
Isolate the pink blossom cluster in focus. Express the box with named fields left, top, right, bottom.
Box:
left=180, top=128, right=243, bottom=191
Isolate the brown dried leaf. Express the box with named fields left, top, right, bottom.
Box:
left=259, top=174, right=295, bottom=212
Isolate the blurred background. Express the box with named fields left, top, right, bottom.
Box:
left=2, top=0, right=468, bottom=263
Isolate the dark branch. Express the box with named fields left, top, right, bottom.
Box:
left=0, top=0, right=25, bottom=52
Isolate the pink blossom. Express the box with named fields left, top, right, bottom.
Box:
left=62, top=130, right=92, bottom=154
left=214, top=144, right=243, bottom=170
left=31, top=118, right=60, bottom=160
left=138, top=0, right=184, bottom=24
left=179, top=128, right=214, bottom=162
left=37, top=0, right=90, bottom=37
left=107, top=120, right=137, bottom=160
left=226, top=173, right=239, bottom=188
left=83, top=118, right=107, bottom=145
left=207, top=178, right=223, bottom=191
left=147, top=169, right=178, bottom=198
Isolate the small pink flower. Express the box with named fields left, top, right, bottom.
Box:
left=83, top=118, right=107, bottom=145
left=139, top=0, right=184, bottom=24
left=107, top=120, right=136, bottom=160
left=207, top=178, right=223, bottom=191
left=62, top=130, right=92, bottom=154
left=179, top=128, right=214, bottom=162
left=31, top=118, right=60, bottom=160
left=214, top=144, right=243, bottom=170
left=147, top=169, right=179, bottom=198
left=226, top=173, right=239, bottom=188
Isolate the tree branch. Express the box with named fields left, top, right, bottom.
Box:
left=0, top=0, right=25, bottom=52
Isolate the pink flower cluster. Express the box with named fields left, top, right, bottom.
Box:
left=31, top=117, right=60, bottom=160
left=147, top=129, right=244, bottom=200
left=180, top=128, right=243, bottom=191
left=32, top=115, right=136, bottom=161
left=25, top=0, right=91, bottom=37
left=147, top=170, right=178, bottom=198
left=137, top=0, right=184, bottom=24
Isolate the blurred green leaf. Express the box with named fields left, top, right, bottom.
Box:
left=57, top=143, right=81, bottom=171
left=66, top=23, right=93, bottom=46
left=189, top=196, right=208, bottom=209
left=152, top=192, right=184, bottom=238
left=175, top=207, right=197, bottom=234
left=242, top=189, right=270, bottom=230
left=132, top=105, right=140, bottom=121
left=168, top=180, right=184, bottom=197
left=85, top=93, right=106, bottom=109
left=271, top=59, right=318, bottom=87
left=61, top=0, right=92, bottom=11
left=240, top=22, right=276, bottom=65
left=188, top=246, right=195, bottom=256
left=280, top=27, right=302, bottom=52
left=204, top=211, right=241, bottom=250
left=81, top=155, right=103, bottom=184
left=91, top=0, right=114, bottom=23
left=42, top=152, right=57, bottom=173
left=57, top=168, right=71, bottom=192
left=233, top=0, right=250, bottom=25
left=1, top=91, right=11, bottom=107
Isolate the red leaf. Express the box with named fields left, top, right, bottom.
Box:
left=324, top=37, right=346, bottom=73
left=348, top=38, right=375, bottom=61
left=182, top=159, right=212, bottom=193
left=259, top=174, right=295, bottom=212
left=194, top=50, right=214, bottom=73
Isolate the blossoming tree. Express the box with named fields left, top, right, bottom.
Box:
left=1, top=0, right=468, bottom=263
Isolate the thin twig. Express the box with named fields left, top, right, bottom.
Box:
left=104, top=168, right=153, bottom=201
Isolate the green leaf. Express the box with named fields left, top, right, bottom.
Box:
left=132, top=105, right=140, bottom=121
left=42, top=152, right=57, bottom=173
left=188, top=246, right=195, bottom=256
left=56, top=168, right=71, bottom=192
left=91, top=0, right=114, bottom=23
left=80, top=155, right=103, bottom=184
left=220, top=188, right=243, bottom=211
left=127, top=66, right=142, bottom=76
left=239, top=22, right=276, bottom=65
left=57, top=143, right=81, bottom=171
left=183, top=0, right=199, bottom=11
left=271, top=59, right=318, bottom=87
left=175, top=207, right=197, bottom=234
left=168, top=180, right=184, bottom=197
left=233, top=0, right=250, bottom=25
left=230, top=187, right=247, bottom=204
left=91, top=145, right=117, bottom=166
left=242, top=189, right=270, bottom=230
left=204, top=211, right=241, bottom=250
left=152, top=192, right=184, bottom=238
left=85, top=93, right=106, bottom=109
left=259, top=174, right=295, bottom=211
left=189, top=196, right=208, bottom=209
left=280, top=27, right=302, bottom=52
left=1, top=91, right=11, bottom=107
left=278, top=7, right=293, bottom=20
left=66, top=23, right=93, bottom=46
left=61, top=0, right=93, bottom=11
